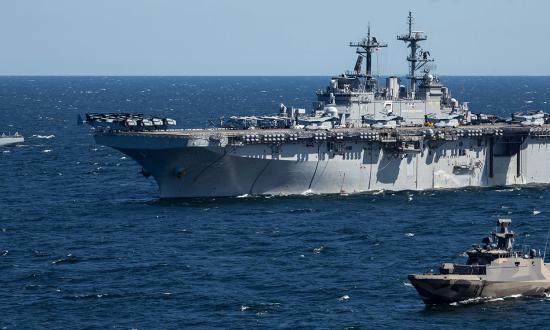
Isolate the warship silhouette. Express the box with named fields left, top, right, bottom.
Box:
left=84, top=13, right=550, bottom=198
left=409, top=219, right=550, bottom=304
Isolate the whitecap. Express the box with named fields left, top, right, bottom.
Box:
left=2, top=150, right=10, bottom=154
left=403, top=282, right=413, bottom=287
left=313, top=246, right=324, bottom=254
left=33, top=134, right=55, bottom=139
left=240, top=305, right=250, bottom=311
left=338, top=295, right=350, bottom=301
left=236, top=194, right=249, bottom=198
left=42, top=149, right=52, bottom=153
left=524, top=100, right=534, bottom=103
left=533, top=210, right=542, bottom=215
left=405, top=233, right=415, bottom=237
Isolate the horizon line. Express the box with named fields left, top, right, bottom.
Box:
left=1, top=74, right=550, bottom=78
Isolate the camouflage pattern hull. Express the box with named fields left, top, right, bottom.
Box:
left=409, top=274, right=550, bottom=304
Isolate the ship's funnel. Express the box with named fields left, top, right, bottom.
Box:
left=386, top=76, right=399, bottom=100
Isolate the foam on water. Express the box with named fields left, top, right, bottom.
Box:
left=451, top=294, right=524, bottom=306
left=32, top=134, right=55, bottom=139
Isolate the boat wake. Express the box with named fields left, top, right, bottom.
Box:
left=301, top=189, right=314, bottom=196
left=32, top=134, right=55, bottom=139
left=450, top=294, right=523, bottom=306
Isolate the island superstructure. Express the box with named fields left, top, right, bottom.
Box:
left=85, top=13, right=550, bottom=198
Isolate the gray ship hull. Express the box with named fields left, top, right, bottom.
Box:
left=409, top=275, right=550, bottom=305
left=0, top=136, right=24, bottom=147
left=410, top=251, right=550, bottom=304
left=95, top=127, right=550, bottom=198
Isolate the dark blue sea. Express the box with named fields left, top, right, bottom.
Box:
left=2, top=76, right=550, bottom=329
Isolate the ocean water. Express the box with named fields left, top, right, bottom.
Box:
left=2, top=76, right=550, bottom=329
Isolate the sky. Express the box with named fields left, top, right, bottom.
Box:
left=0, top=0, right=548, bottom=76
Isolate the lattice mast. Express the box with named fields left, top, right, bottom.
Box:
left=397, top=12, right=434, bottom=99
left=350, top=24, right=387, bottom=90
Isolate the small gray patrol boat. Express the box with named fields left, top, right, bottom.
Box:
left=409, top=219, right=550, bottom=304
left=0, top=132, right=24, bottom=147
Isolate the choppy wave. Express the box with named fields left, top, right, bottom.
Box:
left=51, top=254, right=79, bottom=265
left=338, top=295, right=350, bottom=301
left=32, top=134, right=55, bottom=139
left=313, top=245, right=325, bottom=254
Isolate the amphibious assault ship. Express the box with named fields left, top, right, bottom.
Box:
left=85, top=13, right=550, bottom=198
left=409, top=219, right=550, bottom=304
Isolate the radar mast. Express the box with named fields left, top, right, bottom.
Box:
left=397, top=12, right=434, bottom=99
left=350, top=24, right=387, bottom=91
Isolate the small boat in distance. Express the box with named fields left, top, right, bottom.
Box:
left=409, top=219, right=550, bottom=304
left=0, top=132, right=24, bottom=147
